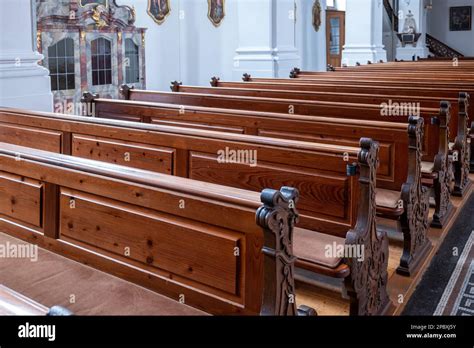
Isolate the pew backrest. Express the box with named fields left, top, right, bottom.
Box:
left=0, top=141, right=303, bottom=315
left=0, top=107, right=363, bottom=238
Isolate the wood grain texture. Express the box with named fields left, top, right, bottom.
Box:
left=0, top=172, right=43, bottom=227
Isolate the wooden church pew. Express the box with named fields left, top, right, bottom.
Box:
left=90, top=92, right=453, bottom=231
left=335, top=61, right=474, bottom=72
left=0, top=285, right=73, bottom=316
left=119, top=86, right=443, bottom=160
left=230, top=74, right=472, bottom=148
left=170, top=82, right=471, bottom=199
left=0, top=105, right=432, bottom=275
left=288, top=67, right=473, bottom=182
left=207, top=78, right=471, bottom=195
left=210, top=78, right=470, bottom=145
left=0, top=142, right=317, bottom=316
left=0, top=108, right=392, bottom=315
left=246, top=75, right=474, bottom=91
left=112, top=88, right=454, bottom=230
left=293, top=69, right=474, bottom=80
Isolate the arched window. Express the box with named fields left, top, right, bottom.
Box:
left=91, top=38, right=112, bottom=86
left=125, top=39, right=140, bottom=84
left=48, top=38, right=75, bottom=91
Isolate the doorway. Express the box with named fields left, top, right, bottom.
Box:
left=326, top=10, right=345, bottom=67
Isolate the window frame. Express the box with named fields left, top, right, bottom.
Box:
left=124, top=38, right=140, bottom=84
left=91, top=37, right=113, bottom=86
left=48, top=38, right=76, bottom=91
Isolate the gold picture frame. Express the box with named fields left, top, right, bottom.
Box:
left=208, top=0, right=225, bottom=27
left=147, top=0, right=171, bottom=25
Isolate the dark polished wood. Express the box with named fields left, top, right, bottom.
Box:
left=0, top=108, right=391, bottom=315
left=0, top=142, right=317, bottom=316
left=114, top=87, right=453, bottom=230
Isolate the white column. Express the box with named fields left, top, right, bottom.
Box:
left=0, top=0, right=53, bottom=112
left=341, top=0, right=387, bottom=66
left=233, top=0, right=299, bottom=79
left=296, top=0, right=327, bottom=72
left=396, top=0, right=430, bottom=61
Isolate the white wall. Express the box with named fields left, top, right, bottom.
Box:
left=0, top=0, right=53, bottom=111
left=132, top=0, right=239, bottom=91
left=132, top=0, right=325, bottom=90
left=427, top=0, right=474, bottom=56
left=296, top=0, right=327, bottom=71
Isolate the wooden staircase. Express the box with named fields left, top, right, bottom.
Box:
left=383, top=0, right=399, bottom=32
left=426, top=33, right=464, bottom=58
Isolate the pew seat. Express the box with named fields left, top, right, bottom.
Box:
left=294, top=228, right=346, bottom=269
left=375, top=189, right=402, bottom=210
left=0, top=142, right=316, bottom=316
left=421, top=161, right=435, bottom=174
left=0, top=109, right=392, bottom=315
left=0, top=233, right=204, bottom=316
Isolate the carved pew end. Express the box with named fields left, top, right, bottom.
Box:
left=81, top=91, right=99, bottom=104
left=80, top=92, right=99, bottom=116
left=242, top=73, right=252, bottom=82
left=470, top=121, right=474, bottom=173
left=257, top=187, right=317, bottom=316
left=451, top=92, right=471, bottom=196
left=396, top=116, right=432, bottom=277
left=428, top=102, right=456, bottom=229
left=170, top=81, right=182, bottom=92
left=431, top=204, right=455, bottom=229
left=210, top=76, right=220, bottom=87
left=396, top=240, right=432, bottom=276
left=297, top=305, right=317, bottom=316
left=119, top=84, right=134, bottom=100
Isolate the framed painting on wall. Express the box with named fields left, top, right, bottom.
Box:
left=450, top=6, right=472, bottom=31
left=148, top=0, right=171, bottom=25
left=208, top=0, right=225, bottom=27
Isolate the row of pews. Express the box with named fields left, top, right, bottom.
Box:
left=0, top=60, right=472, bottom=316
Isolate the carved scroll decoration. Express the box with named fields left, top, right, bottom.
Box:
left=344, top=138, right=391, bottom=315
left=170, top=81, right=182, bottom=92
left=256, top=187, right=316, bottom=316
left=242, top=73, right=252, bottom=82
left=398, top=116, right=431, bottom=276
left=452, top=92, right=471, bottom=196
left=119, top=84, right=134, bottom=100
left=432, top=102, right=453, bottom=228
left=80, top=92, right=99, bottom=117
left=289, top=67, right=301, bottom=78
left=470, top=121, right=474, bottom=173
left=210, top=76, right=220, bottom=87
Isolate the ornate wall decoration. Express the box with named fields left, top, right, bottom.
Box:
left=147, top=0, right=171, bottom=25
left=80, top=0, right=108, bottom=8
left=36, top=0, right=146, bottom=107
left=92, top=5, right=108, bottom=28
left=208, top=0, right=225, bottom=27
left=312, top=0, right=322, bottom=32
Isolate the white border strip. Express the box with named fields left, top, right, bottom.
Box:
left=434, top=231, right=474, bottom=315
left=450, top=261, right=474, bottom=315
